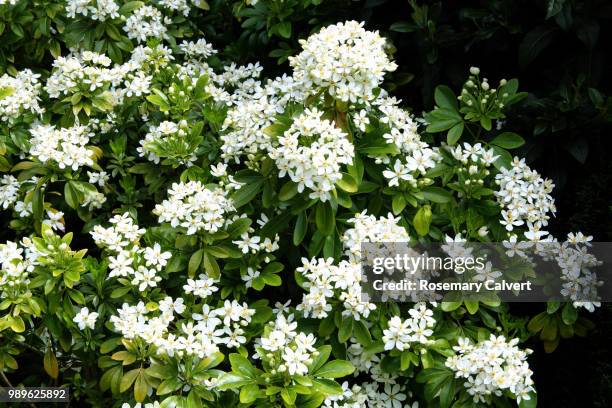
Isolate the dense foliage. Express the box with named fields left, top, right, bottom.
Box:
left=0, top=0, right=610, bottom=407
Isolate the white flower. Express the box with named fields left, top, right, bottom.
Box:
left=87, top=171, right=110, bottom=187
left=144, top=243, right=172, bottom=268
left=73, top=307, right=98, bottom=330
left=242, top=267, right=260, bottom=288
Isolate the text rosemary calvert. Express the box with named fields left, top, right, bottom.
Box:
left=370, top=255, right=533, bottom=292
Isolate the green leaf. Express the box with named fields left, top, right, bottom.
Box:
left=491, top=132, right=525, bottom=149
left=338, top=317, right=353, bottom=343
left=276, top=21, right=292, bottom=39
left=229, top=353, right=258, bottom=379
left=439, top=378, right=455, bottom=408
left=196, top=352, right=224, bottom=372
left=561, top=303, right=578, bottom=325
left=202, top=252, right=220, bottom=279
left=336, top=173, right=358, bottom=193
left=565, top=138, right=588, bottom=164
left=491, top=145, right=513, bottom=171
left=279, top=180, right=298, bottom=201
left=188, top=249, right=204, bottom=276
left=413, top=205, right=432, bottom=236
left=392, top=194, right=406, bottom=215
left=519, top=26, right=557, bottom=68
left=390, top=21, right=415, bottom=32
left=64, top=182, right=83, bottom=209
left=315, top=201, right=335, bottom=236
left=280, top=388, right=297, bottom=405
left=464, top=300, right=479, bottom=315
left=231, top=177, right=264, bottom=208
left=156, top=377, right=182, bottom=395
left=353, top=320, right=372, bottom=346
left=134, top=371, right=148, bottom=402
left=447, top=122, right=464, bottom=145
left=293, top=212, right=308, bottom=246
left=9, top=315, right=25, bottom=333
left=480, top=116, right=492, bottom=131
left=227, top=218, right=252, bottom=238
left=240, top=383, right=260, bottom=404
left=120, top=368, right=140, bottom=392
left=545, top=0, right=565, bottom=19
left=215, top=373, right=254, bottom=390
left=425, top=108, right=462, bottom=133
left=434, top=85, right=458, bottom=111
left=31, top=186, right=44, bottom=234
left=314, top=360, right=355, bottom=379
left=309, top=345, right=331, bottom=373
left=441, top=301, right=461, bottom=312
left=44, top=349, right=59, bottom=379
left=422, top=186, right=453, bottom=203
left=311, top=378, right=343, bottom=396
left=100, top=338, right=122, bottom=354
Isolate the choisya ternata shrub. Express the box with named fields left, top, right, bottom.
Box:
left=0, top=11, right=601, bottom=408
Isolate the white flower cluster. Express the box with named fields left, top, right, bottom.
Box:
left=296, top=258, right=375, bottom=320
left=0, top=175, right=21, bottom=210
left=183, top=273, right=218, bottom=298
left=323, top=380, right=413, bottom=408
left=91, top=213, right=171, bottom=291
left=0, top=241, right=31, bottom=299
left=220, top=90, right=286, bottom=161
left=123, top=5, right=168, bottom=43
left=180, top=39, right=217, bottom=59
left=153, top=181, right=235, bottom=235
left=510, top=233, right=601, bottom=312
left=110, top=299, right=255, bottom=357
left=556, top=238, right=602, bottom=311
left=376, top=96, right=422, bottom=153
left=29, top=124, right=95, bottom=170
left=269, top=108, right=355, bottom=201
left=45, top=51, right=119, bottom=99
left=296, top=211, right=413, bottom=319
left=450, top=142, right=499, bottom=170
left=495, top=157, right=556, bottom=237
left=342, top=211, right=410, bottom=263
left=129, top=44, right=175, bottom=73
left=446, top=335, right=535, bottom=404
left=383, top=152, right=438, bottom=188
left=158, top=0, right=191, bottom=16
left=255, top=313, right=317, bottom=376
left=218, top=69, right=308, bottom=163
left=65, top=0, right=120, bottom=21
left=121, top=402, right=160, bottom=408
left=289, top=20, right=397, bottom=103
left=382, top=304, right=436, bottom=351
left=0, top=69, right=43, bottom=123
left=73, top=306, right=99, bottom=330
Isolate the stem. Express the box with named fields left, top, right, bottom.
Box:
left=0, top=370, right=12, bottom=387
